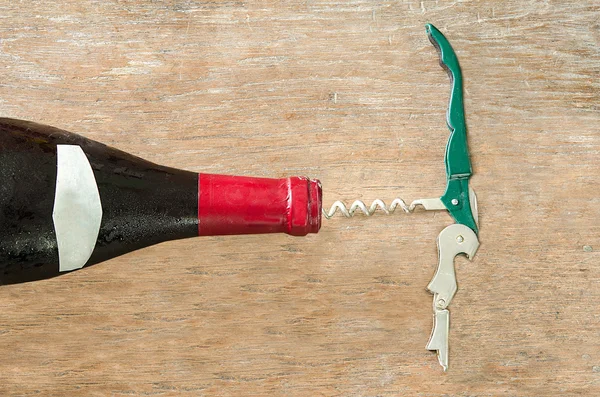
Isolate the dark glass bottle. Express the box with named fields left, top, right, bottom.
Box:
left=0, top=118, right=321, bottom=285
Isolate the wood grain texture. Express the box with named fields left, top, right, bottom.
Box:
left=0, top=1, right=599, bottom=395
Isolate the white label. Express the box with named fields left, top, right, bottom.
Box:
left=53, top=145, right=103, bottom=272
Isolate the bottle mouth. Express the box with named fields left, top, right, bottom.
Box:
left=287, top=176, right=322, bottom=236
left=307, top=178, right=322, bottom=234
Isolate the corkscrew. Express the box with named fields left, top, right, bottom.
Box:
left=323, top=24, right=480, bottom=371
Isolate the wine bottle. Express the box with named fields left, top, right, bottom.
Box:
left=0, top=118, right=321, bottom=285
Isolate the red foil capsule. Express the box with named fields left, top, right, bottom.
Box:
left=198, top=174, right=322, bottom=236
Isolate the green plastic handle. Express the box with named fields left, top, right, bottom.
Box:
left=425, top=23, right=478, bottom=234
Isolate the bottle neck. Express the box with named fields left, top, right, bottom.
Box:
left=198, top=174, right=322, bottom=236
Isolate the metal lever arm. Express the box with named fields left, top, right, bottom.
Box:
left=426, top=224, right=479, bottom=371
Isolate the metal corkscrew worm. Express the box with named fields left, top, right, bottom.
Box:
left=322, top=197, right=448, bottom=219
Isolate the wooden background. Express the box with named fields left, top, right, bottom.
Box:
left=0, top=1, right=599, bottom=395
